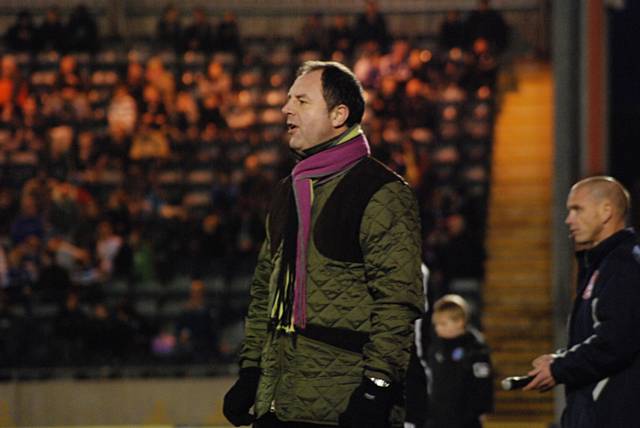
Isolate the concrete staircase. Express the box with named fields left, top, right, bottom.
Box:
left=483, top=60, right=555, bottom=423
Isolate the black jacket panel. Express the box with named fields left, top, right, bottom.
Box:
left=551, top=228, right=640, bottom=428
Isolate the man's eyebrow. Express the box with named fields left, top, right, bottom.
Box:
left=287, top=92, right=310, bottom=100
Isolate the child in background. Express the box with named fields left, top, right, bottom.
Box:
left=405, top=294, right=494, bottom=428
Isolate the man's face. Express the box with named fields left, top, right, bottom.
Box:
left=282, top=70, right=339, bottom=152
left=433, top=312, right=465, bottom=339
left=565, top=186, right=606, bottom=246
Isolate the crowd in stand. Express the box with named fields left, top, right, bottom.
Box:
left=0, top=1, right=508, bottom=374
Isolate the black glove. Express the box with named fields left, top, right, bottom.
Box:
left=223, top=367, right=261, bottom=427
left=338, top=377, right=394, bottom=428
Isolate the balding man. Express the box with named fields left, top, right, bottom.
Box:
left=524, top=176, right=640, bottom=428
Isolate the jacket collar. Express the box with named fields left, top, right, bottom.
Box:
left=579, top=228, right=636, bottom=271
left=293, top=125, right=361, bottom=161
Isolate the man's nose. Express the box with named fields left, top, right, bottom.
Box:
left=281, top=100, right=291, bottom=115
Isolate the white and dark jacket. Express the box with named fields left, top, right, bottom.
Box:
left=551, top=228, right=640, bottom=428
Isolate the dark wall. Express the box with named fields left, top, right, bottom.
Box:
left=609, top=3, right=640, bottom=228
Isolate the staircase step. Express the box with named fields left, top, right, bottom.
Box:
left=485, top=272, right=550, bottom=286
left=484, top=60, right=554, bottom=421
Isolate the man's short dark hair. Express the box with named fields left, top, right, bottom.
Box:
left=296, top=60, right=365, bottom=127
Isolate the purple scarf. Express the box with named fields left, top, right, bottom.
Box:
left=289, top=131, right=370, bottom=329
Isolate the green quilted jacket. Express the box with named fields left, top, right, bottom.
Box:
left=239, top=157, right=424, bottom=425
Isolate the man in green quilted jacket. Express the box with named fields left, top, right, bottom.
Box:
left=223, top=60, right=424, bottom=428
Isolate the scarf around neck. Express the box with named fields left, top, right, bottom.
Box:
left=271, top=125, right=370, bottom=331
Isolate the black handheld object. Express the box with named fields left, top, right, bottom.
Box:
left=501, top=375, right=534, bottom=391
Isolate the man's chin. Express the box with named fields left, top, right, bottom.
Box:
left=288, top=139, right=303, bottom=151
left=573, top=238, right=593, bottom=251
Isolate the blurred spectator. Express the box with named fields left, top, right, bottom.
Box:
left=197, top=59, right=232, bottom=106
left=465, top=0, right=509, bottom=54
left=10, top=195, right=44, bottom=246
left=353, top=43, right=381, bottom=89
left=130, top=127, right=170, bottom=161
left=125, top=62, right=145, bottom=107
left=175, top=278, right=218, bottom=362
left=293, top=13, right=327, bottom=55
left=20, top=172, right=51, bottom=217
left=66, top=4, right=100, bottom=53
left=46, top=234, right=90, bottom=280
left=0, top=187, right=19, bottom=238
left=0, top=244, right=9, bottom=289
left=38, top=7, right=66, bottom=52
left=183, top=7, right=213, bottom=53
left=85, top=301, right=115, bottom=364
left=172, top=90, right=199, bottom=131
left=144, top=56, right=176, bottom=108
left=19, top=95, right=46, bottom=135
left=216, top=11, right=242, bottom=57
left=0, top=55, right=28, bottom=109
left=4, top=10, right=38, bottom=53
left=402, top=78, right=437, bottom=130
left=354, top=0, right=390, bottom=52
left=0, top=291, right=22, bottom=367
left=140, top=84, right=168, bottom=129
left=55, top=55, right=85, bottom=91
left=104, top=189, right=131, bottom=237
left=439, top=10, right=466, bottom=50
left=102, top=124, right=132, bottom=171
left=327, top=15, right=354, bottom=57
left=371, top=75, right=403, bottom=120
left=111, top=301, right=146, bottom=364
left=379, top=38, right=412, bottom=82
left=151, top=322, right=177, bottom=359
left=74, top=130, right=104, bottom=174
left=66, top=5, right=99, bottom=53
left=468, top=37, right=499, bottom=89
left=5, top=235, right=39, bottom=311
left=442, top=48, right=469, bottom=86
left=190, top=211, right=227, bottom=278
left=54, top=290, right=87, bottom=363
left=0, top=101, right=22, bottom=132
left=107, top=84, right=137, bottom=136
left=37, top=239, right=73, bottom=304
left=40, top=88, right=66, bottom=125
left=226, top=205, right=264, bottom=275
left=49, top=180, right=90, bottom=237
left=438, top=213, right=486, bottom=286
left=156, top=4, right=183, bottom=53
left=94, top=219, right=123, bottom=282
left=53, top=291, right=87, bottom=364
left=127, top=227, right=154, bottom=284
left=199, top=94, right=228, bottom=129
left=44, top=125, right=75, bottom=180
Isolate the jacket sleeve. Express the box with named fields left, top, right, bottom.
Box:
left=551, top=262, right=640, bottom=387
left=239, top=222, right=273, bottom=369
left=404, top=317, right=430, bottom=425
left=469, top=345, right=494, bottom=415
left=359, top=180, right=425, bottom=382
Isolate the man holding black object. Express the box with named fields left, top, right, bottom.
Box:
left=223, top=61, right=424, bottom=427
left=524, top=176, right=640, bottom=428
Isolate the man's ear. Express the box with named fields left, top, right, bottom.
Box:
left=330, top=104, right=349, bottom=128
left=599, top=200, right=613, bottom=224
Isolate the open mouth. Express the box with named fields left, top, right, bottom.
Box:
left=287, top=123, right=298, bottom=133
